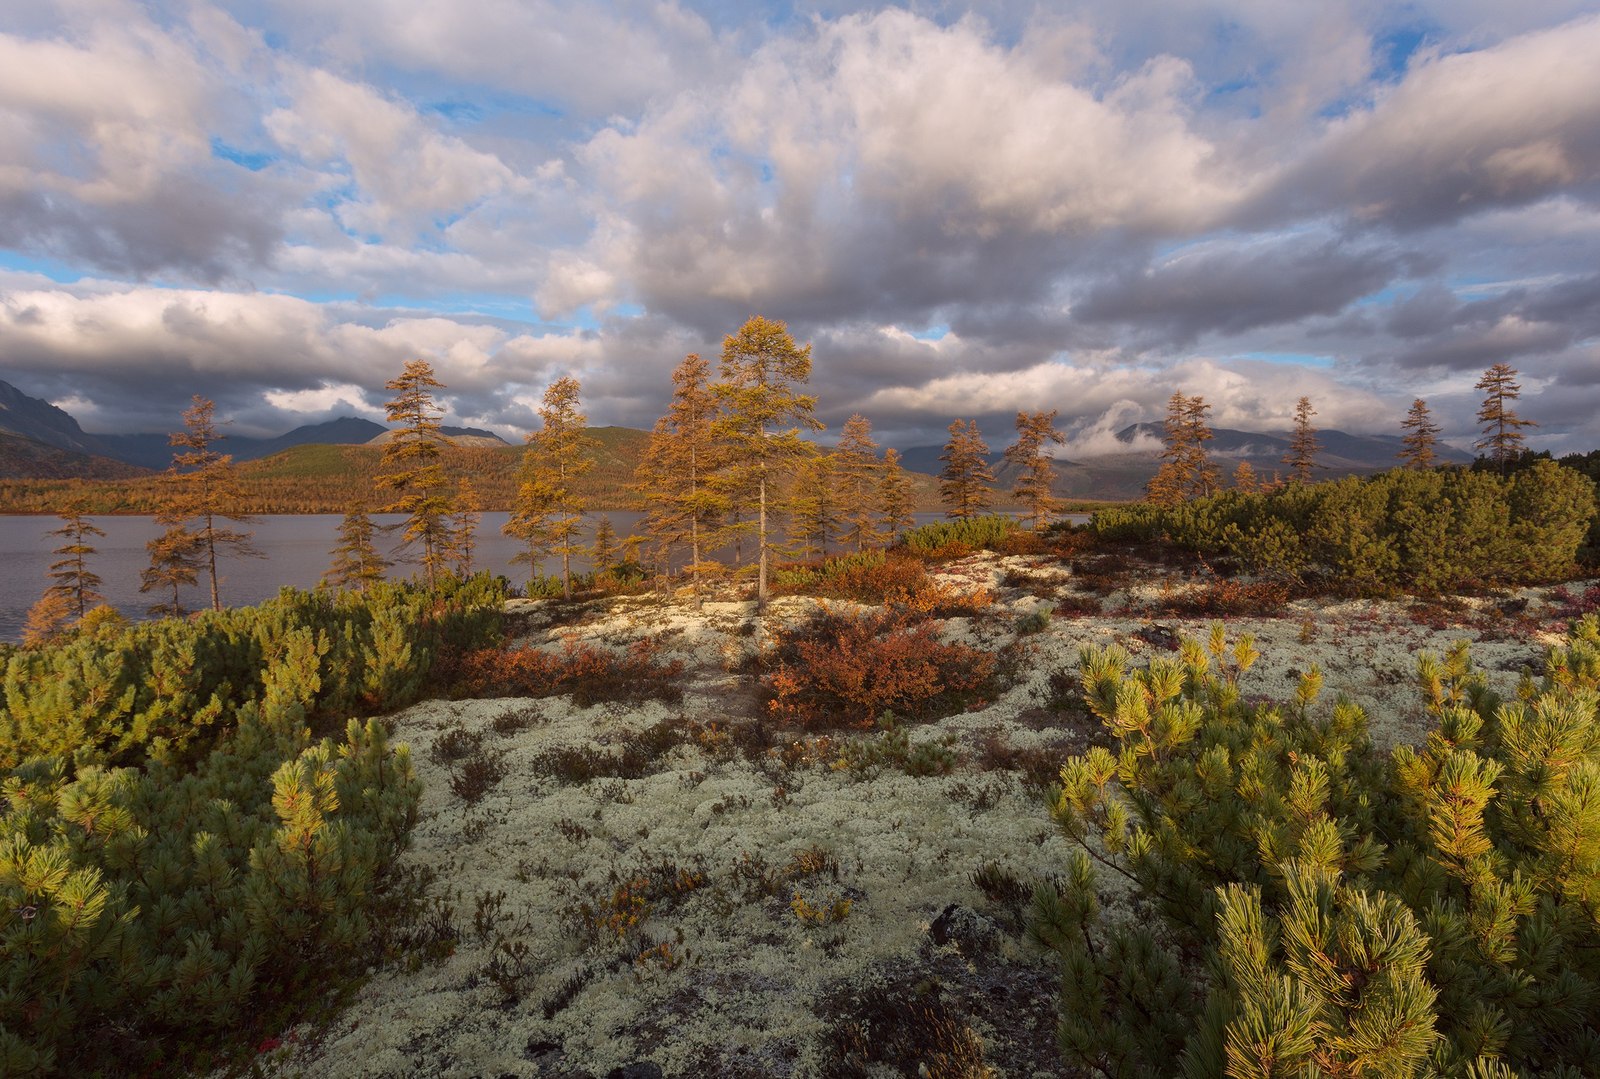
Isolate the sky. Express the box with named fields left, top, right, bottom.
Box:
left=2, top=0, right=1599, bottom=457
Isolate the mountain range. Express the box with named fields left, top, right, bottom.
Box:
left=0, top=379, right=507, bottom=473
left=1, top=377, right=1470, bottom=499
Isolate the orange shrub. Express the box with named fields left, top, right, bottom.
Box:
left=1148, top=580, right=1290, bottom=618
left=445, top=638, right=684, bottom=704
left=767, top=608, right=998, bottom=729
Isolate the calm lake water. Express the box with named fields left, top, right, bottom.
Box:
left=0, top=511, right=1089, bottom=643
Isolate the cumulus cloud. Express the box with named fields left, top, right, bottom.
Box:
left=1247, top=14, right=1600, bottom=230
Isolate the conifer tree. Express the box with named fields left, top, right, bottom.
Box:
left=1147, top=393, right=1216, bottom=505
left=140, top=524, right=204, bottom=616
left=1475, top=363, right=1536, bottom=473
left=1004, top=409, right=1065, bottom=529
left=1231, top=460, right=1260, bottom=493
left=1398, top=397, right=1441, bottom=469
left=711, top=316, right=822, bottom=611
left=591, top=515, right=619, bottom=574
left=506, top=376, right=595, bottom=600
left=378, top=359, right=454, bottom=588
left=1283, top=395, right=1320, bottom=484
left=323, top=510, right=389, bottom=591
left=787, top=453, right=840, bottom=559
left=42, top=508, right=106, bottom=620
left=878, top=447, right=915, bottom=539
left=634, top=353, right=726, bottom=605
left=161, top=396, right=260, bottom=611
left=939, top=419, right=995, bottom=519
left=834, top=414, right=886, bottom=552
left=450, top=477, right=483, bottom=577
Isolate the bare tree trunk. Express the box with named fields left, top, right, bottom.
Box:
left=757, top=471, right=769, bottom=612
left=205, top=512, right=220, bottom=611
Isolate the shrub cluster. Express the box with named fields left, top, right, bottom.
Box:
left=1, top=573, right=504, bottom=770
left=766, top=608, right=998, bottom=728
left=1093, top=461, right=1596, bottom=593
left=898, top=514, right=1020, bottom=560
left=0, top=577, right=498, bottom=1074
left=444, top=638, right=684, bottom=706
left=1035, top=617, right=1600, bottom=1076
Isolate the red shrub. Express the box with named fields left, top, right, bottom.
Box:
left=1149, top=580, right=1290, bottom=617
left=767, top=608, right=998, bottom=729
left=445, top=638, right=684, bottom=705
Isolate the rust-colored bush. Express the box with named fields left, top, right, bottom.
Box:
left=766, top=608, right=998, bottom=729
left=1148, top=579, right=1290, bottom=617
left=444, top=638, right=684, bottom=705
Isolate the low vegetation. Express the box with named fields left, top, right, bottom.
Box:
left=0, top=576, right=502, bottom=1075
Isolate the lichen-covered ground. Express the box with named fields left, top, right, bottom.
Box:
left=254, top=554, right=1595, bottom=1078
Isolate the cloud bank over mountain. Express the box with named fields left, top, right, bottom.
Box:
left=2, top=1, right=1597, bottom=452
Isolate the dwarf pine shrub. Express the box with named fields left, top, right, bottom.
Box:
left=1034, top=617, right=1600, bottom=1077
left=0, top=575, right=500, bottom=1074
left=1092, top=461, right=1595, bottom=593
left=899, top=514, right=1020, bottom=559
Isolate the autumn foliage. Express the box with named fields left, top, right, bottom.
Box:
left=445, top=638, right=685, bottom=706
left=766, top=608, right=998, bottom=728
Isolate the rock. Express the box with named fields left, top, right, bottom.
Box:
left=928, top=903, right=1000, bottom=957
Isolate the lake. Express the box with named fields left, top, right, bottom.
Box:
left=3, top=511, right=1091, bottom=642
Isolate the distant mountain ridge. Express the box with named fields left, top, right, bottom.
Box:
left=0, top=379, right=507, bottom=471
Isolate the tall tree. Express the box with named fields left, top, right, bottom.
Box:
left=162, top=396, right=260, bottom=611
left=833, top=414, right=886, bottom=552
left=1475, top=363, right=1536, bottom=473
left=1005, top=409, right=1065, bottom=529
left=711, top=316, right=822, bottom=611
left=878, top=447, right=915, bottom=538
left=378, top=359, right=454, bottom=588
left=939, top=419, right=996, bottom=519
left=1398, top=398, right=1441, bottom=469
left=634, top=354, right=726, bottom=605
left=42, top=508, right=106, bottom=620
left=1146, top=393, right=1215, bottom=505
left=323, top=510, right=389, bottom=591
left=1283, top=396, right=1320, bottom=484
left=506, top=376, right=595, bottom=600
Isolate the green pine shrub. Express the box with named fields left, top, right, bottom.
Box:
left=1091, top=462, right=1596, bottom=594
left=899, top=514, right=1021, bottom=560
left=0, top=576, right=498, bottom=1074
left=1035, top=618, right=1600, bottom=1077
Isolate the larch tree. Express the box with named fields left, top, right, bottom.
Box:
left=1398, top=398, right=1441, bottom=469
left=1475, top=363, right=1536, bottom=473
left=711, top=316, right=822, bottom=611
left=1231, top=460, right=1261, bottom=493
left=939, top=419, right=996, bottom=519
left=506, top=376, right=595, bottom=600
left=833, top=414, right=886, bottom=552
left=377, top=359, right=455, bottom=589
left=1146, top=393, right=1215, bottom=505
left=1283, top=395, right=1320, bottom=484
left=591, top=515, right=619, bottom=574
left=787, top=452, right=840, bottom=560
left=140, top=525, right=203, bottom=617
left=634, top=353, right=726, bottom=605
left=161, top=396, right=261, bottom=611
left=43, top=507, right=106, bottom=619
left=878, top=447, right=915, bottom=538
left=451, top=476, right=483, bottom=577
left=1004, top=409, right=1065, bottom=529
left=323, top=510, right=389, bottom=591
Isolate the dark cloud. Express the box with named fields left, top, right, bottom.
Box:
left=1075, top=239, right=1406, bottom=345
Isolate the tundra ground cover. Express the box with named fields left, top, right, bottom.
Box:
left=247, top=549, right=1595, bottom=1077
